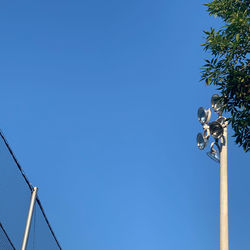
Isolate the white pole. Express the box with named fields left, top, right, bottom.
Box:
left=21, top=187, right=38, bottom=250
left=220, top=126, right=229, bottom=250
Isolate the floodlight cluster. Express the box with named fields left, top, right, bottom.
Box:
left=196, top=94, right=226, bottom=163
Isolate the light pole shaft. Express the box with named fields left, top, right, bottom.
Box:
left=220, top=126, right=229, bottom=250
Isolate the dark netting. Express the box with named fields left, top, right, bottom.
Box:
left=27, top=202, right=61, bottom=250
left=0, top=134, right=31, bottom=248
left=0, top=132, right=61, bottom=249
left=0, top=223, right=15, bottom=250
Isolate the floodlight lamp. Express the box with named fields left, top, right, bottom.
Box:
left=207, top=142, right=220, bottom=163
left=207, top=151, right=220, bottom=163
left=211, top=94, right=224, bottom=115
left=197, top=107, right=211, bottom=125
left=209, top=121, right=224, bottom=139
left=196, top=132, right=208, bottom=150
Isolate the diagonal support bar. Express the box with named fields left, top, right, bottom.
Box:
left=21, top=187, right=38, bottom=250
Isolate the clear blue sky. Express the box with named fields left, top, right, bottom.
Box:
left=0, top=0, right=249, bottom=249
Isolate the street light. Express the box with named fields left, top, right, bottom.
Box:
left=196, top=94, right=229, bottom=250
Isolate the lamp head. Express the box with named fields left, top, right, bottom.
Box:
left=197, top=107, right=211, bottom=125
left=209, top=121, right=224, bottom=139
left=196, top=132, right=208, bottom=150
left=207, top=142, right=220, bottom=163
left=211, top=94, right=224, bottom=115
left=207, top=151, right=220, bottom=163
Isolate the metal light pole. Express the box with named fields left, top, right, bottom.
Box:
left=220, top=126, right=228, bottom=250
left=196, top=94, right=229, bottom=250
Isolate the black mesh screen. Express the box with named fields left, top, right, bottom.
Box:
left=0, top=132, right=61, bottom=249
left=0, top=223, right=15, bottom=250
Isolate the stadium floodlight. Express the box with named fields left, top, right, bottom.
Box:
left=206, top=142, right=220, bottom=163
left=196, top=94, right=229, bottom=249
left=211, top=94, right=223, bottom=115
left=209, top=121, right=224, bottom=139
left=197, top=107, right=211, bottom=125
left=197, top=132, right=208, bottom=150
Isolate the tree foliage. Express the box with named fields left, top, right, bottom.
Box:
left=201, top=0, right=250, bottom=152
